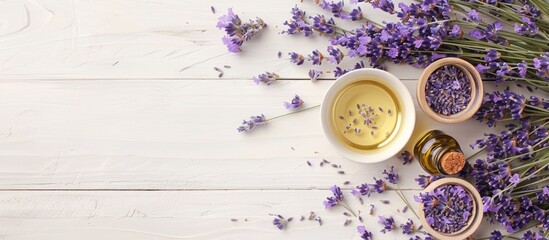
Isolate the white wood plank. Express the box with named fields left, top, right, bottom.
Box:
left=0, top=79, right=499, bottom=190
left=0, top=190, right=497, bottom=239
left=0, top=0, right=423, bottom=80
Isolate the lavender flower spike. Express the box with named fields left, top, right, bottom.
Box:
left=289, top=52, right=305, bottom=65
left=399, top=150, right=413, bottom=165
left=382, top=166, right=399, bottom=184
left=216, top=8, right=266, bottom=53
left=253, top=72, right=279, bottom=85
left=323, top=185, right=344, bottom=208
left=378, top=215, right=396, bottom=233
left=284, top=95, right=304, bottom=110
left=237, top=114, right=267, bottom=132
left=357, top=226, right=373, bottom=240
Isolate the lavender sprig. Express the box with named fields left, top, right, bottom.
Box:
left=216, top=8, right=266, bottom=53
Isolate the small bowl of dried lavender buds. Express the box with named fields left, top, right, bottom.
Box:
left=417, top=58, right=483, bottom=124
left=415, top=177, right=483, bottom=240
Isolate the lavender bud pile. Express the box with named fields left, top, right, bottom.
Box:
left=425, top=65, right=471, bottom=116
left=414, top=184, right=473, bottom=234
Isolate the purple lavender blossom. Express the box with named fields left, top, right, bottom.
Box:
left=414, top=175, right=444, bottom=189
left=489, top=230, right=503, bottom=240
left=323, top=185, right=344, bottom=208
left=382, top=166, right=399, bottom=184
left=282, top=6, right=313, bottom=37
left=308, top=50, right=325, bottom=65
left=237, top=114, right=267, bottom=132
left=272, top=214, right=287, bottom=230
left=357, top=226, right=373, bottom=240
left=467, top=9, right=480, bottom=22
left=425, top=65, right=471, bottom=115
left=399, top=150, right=413, bottom=165
left=284, top=95, right=304, bottom=110
left=308, top=69, right=323, bottom=82
left=400, top=219, right=415, bottom=234
left=289, top=52, right=305, bottom=65
left=216, top=8, right=266, bottom=53
left=310, top=14, right=336, bottom=35
left=253, top=72, right=279, bottom=85
left=327, top=46, right=344, bottom=64
left=415, top=184, right=473, bottom=233
left=378, top=215, right=396, bottom=233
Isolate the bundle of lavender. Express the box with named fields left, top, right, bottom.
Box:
left=279, top=0, right=547, bottom=91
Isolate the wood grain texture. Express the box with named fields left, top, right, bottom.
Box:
left=0, top=0, right=513, bottom=238
left=0, top=190, right=496, bottom=239
left=0, top=0, right=424, bottom=80
left=0, top=80, right=496, bottom=190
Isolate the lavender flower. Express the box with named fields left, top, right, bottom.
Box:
left=271, top=214, right=290, bottom=230
left=237, top=114, right=267, bottom=132
left=357, top=226, right=373, bottom=240
left=425, top=65, right=471, bottom=115
left=253, top=72, right=279, bottom=85
left=327, top=46, right=344, bottom=64
left=414, top=175, right=443, bottom=188
left=284, top=95, right=304, bottom=110
left=216, top=8, right=266, bottom=53
left=382, top=166, right=399, bottom=184
left=400, top=219, right=415, bottom=234
left=467, top=9, right=480, bottom=22
left=289, top=52, right=305, bottom=65
left=323, top=185, right=344, bottom=208
left=282, top=6, right=313, bottom=36
left=489, top=230, right=503, bottom=240
left=378, top=215, right=396, bottom=233
left=415, top=184, right=473, bottom=233
left=399, top=150, right=413, bottom=165
left=308, top=50, right=325, bottom=65
left=308, top=69, right=323, bottom=82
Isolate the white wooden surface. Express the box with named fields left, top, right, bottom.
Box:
left=0, top=0, right=501, bottom=239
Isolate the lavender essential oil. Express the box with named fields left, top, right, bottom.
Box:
left=414, top=130, right=465, bottom=175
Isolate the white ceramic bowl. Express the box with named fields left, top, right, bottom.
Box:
left=320, top=69, right=415, bottom=163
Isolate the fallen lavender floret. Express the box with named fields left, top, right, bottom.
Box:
left=414, top=184, right=473, bottom=233
left=284, top=95, right=304, bottom=110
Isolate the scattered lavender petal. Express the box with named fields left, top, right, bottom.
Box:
left=337, top=170, right=345, bottom=175
left=307, top=161, right=312, bottom=167
left=380, top=200, right=390, bottom=204
left=211, top=6, right=215, bottom=14
left=231, top=218, right=238, bottom=222
left=343, top=181, right=351, bottom=185
left=344, top=219, right=352, bottom=226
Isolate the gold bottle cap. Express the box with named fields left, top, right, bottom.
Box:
left=440, top=152, right=465, bottom=175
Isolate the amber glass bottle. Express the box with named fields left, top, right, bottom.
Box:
left=414, top=130, right=465, bottom=175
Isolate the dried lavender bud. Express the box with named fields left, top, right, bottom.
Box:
left=287, top=217, right=294, bottom=222
left=388, top=109, right=392, bottom=116
left=300, top=216, right=305, bottom=221
left=308, top=211, right=316, bottom=220
left=316, top=217, right=323, bottom=226
left=337, top=170, right=345, bottom=175
left=349, top=110, right=353, bottom=116
left=214, top=67, right=223, bottom=72
left=339, top=115, right=345, bottom=120
left=343, top=181, right=351, bottom=185
left=320, top=162, right=324, bottom=167
left=210, top=6, right=216, bottom=14
left=343, top=212, right=351, bottom=217
left=331, top=164, right=339, bottom=168
left=378, top=107, right=383, bottom=112
left=230, top=218, right=238, bottom=222
left=359, top=216, right=364, bottom=222
left=344, top=219, right=352, bottom=226
left=425, top=65, right=471, bottom=116
left=218, top=72, right=223, bottom=78
left=323, top=159, right=330, bottom=164
left=307, top=161, right=312, bottom=166
left=402, top=206, right=408, bottom=213
left=380, top=200, right=390, bottom=204
left=369, top=204, right=375, bottom=215
left=415, top=184, right=473, bottom=233
left=223, top=65, right=231, bottom=68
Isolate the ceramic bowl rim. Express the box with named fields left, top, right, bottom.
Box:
left=320, top=68, right=416, bottom=163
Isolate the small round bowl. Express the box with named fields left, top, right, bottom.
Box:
left=320, top=68, right=415, bottom=163
left=418, top=177, right=483, bottom=240
left=417, top=58, right=484, bottom=124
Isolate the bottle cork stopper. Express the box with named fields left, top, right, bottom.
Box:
left=440, top=152, right=465, bottom=175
